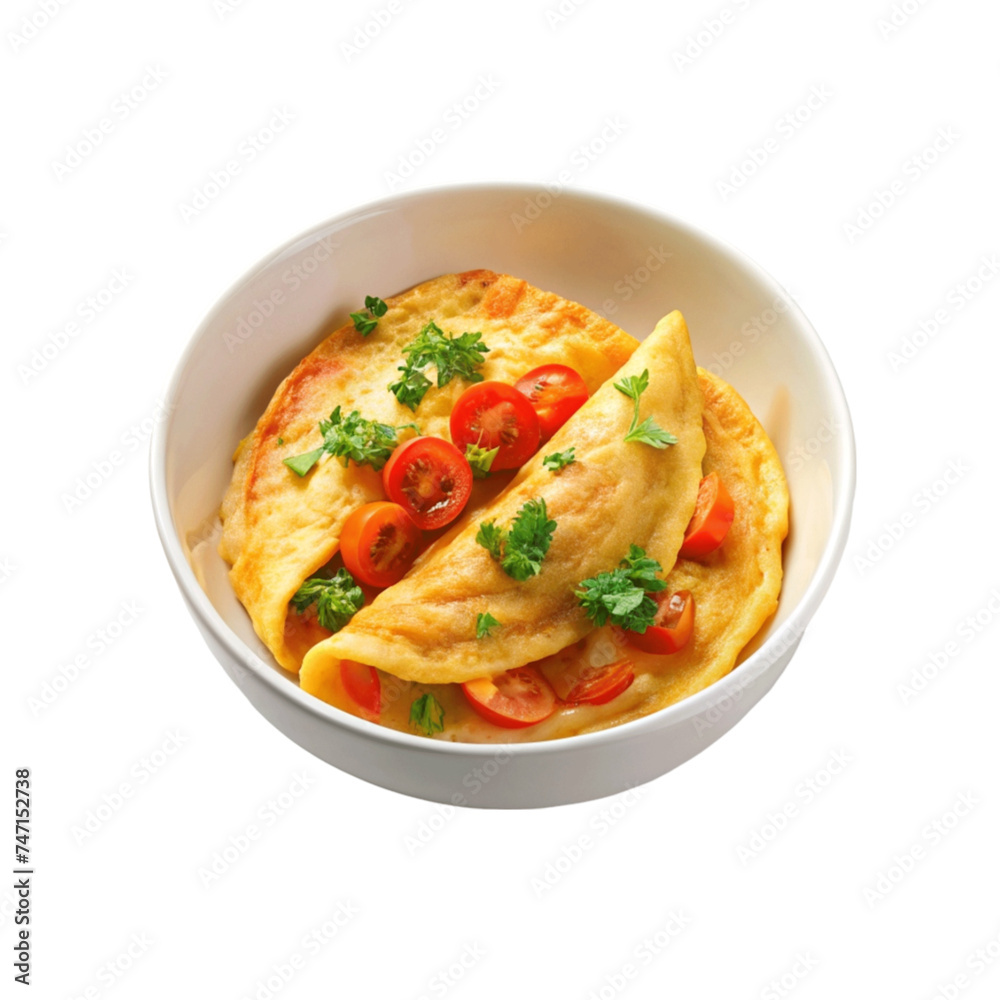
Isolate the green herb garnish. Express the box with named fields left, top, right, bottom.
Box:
left=476, top=612, right=501, bottom=639
left=575, top=546, right=665, bottom=632
left=613, top=369, right=678, bottom=449
left=543, top=447, right=576, bottom=472
left=389, top=320, right=489, bottom=411
left=465, top=443, right=500, bottom=480
left=410, top=693, right=445, bottom=736
left=476, top=498, right=557, bottom=582
left=290, top=568, right=364, bottom=633
left=283, top=406, right=417, bottom=476
left=350, top=294, right=388, bottom=336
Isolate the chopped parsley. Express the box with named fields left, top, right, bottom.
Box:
left=465, top=443, right=500, bottom=479
left=476, top=612, right=501, bottom=639
left=290, top=568, right=364, bottom=633
left=543, top=447, right=576, bottom=472
left=475, top=498, right=557, bottom=582
left=575, top=546, right=666, bottom=632
left=409, top=693, right=445, bottom=736
left=350, top=294, right=388, bottom=336
left=283, top=406, right=418, bottom=476
left=613, top=369, right=678, bottom=449
left=389, top=320, right=489, bottom=411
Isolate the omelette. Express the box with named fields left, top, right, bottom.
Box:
left=220, top=270, right=789, bottom=742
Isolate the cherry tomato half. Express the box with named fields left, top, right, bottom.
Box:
left=450, top=382, right=541, bottom=471
left=339, top=501, right=422, bottom=589
left=382, top=436, right=473, bottom=530
left=623, top=590, right=694, bottom=655
left=544, top=657, right=636, bottom=706
left=679, top=472, right=735, bottom=559
left=462, top=666, right=556, bottom=728
left=514, top=364, right=589, bottom=440
left=340, top=660, right=381, bottom=720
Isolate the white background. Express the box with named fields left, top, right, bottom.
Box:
left=5, top=0, right=1000, bottom=996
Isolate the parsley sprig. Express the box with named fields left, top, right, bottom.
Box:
left=389, top=320, right=490, bottom=411
left=290, top=568, right=364, bottom=633
left=575, top=545, right=666, bottom=632
left=283, top=406, right=417, bottom=476
left=475, top=498, right=557, bottom=582
left=409, top=693, right=445, bottom=736
left=350, top=295, right=388, bottom=336
left=476, top=612, right=501, bottom=639
left=613, top=370, right=678, bottom=449
left=543, top=447, right=576, bottom=472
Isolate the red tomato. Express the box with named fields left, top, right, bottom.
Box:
left=624, top=590, right=694, bottom=655
left=544, top=658, right=635, bottom=706
left=382, top=436, right=473, bottom=530
left=462, top=666, right=556, bottom=728
left=339, top=501, right=422, bottom=588
left=679, top=472, right=735, bottom=559
left=450, top=382, right=541, bottom=471
left=340, top=660, right=381, bottom=719
left=514, top=364, right=589, bottom=439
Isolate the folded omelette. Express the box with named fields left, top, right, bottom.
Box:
left=220, top=270, right=637, bottom=672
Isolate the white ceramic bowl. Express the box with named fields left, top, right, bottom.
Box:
left=150, top=184, right=855, bottom=808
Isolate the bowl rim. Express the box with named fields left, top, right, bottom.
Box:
left=149, top=181, right=856, bottom=757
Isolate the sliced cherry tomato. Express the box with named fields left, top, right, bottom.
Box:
left=513, top=364, right=589, bottom=440
left=679, top=472, right=735, bottom=559
left=462, top=666, right=556, bottom=728
left=339, top=501, right=422, bottom=589
left=450, top=382, right=541, bottom=471
left=340, top=660, right=381, bottom=719
left=624, top=590, right=694, bottom=655
left=544, top=657, right=635, bottom=706
left=382, top=436, right=473, bottom=530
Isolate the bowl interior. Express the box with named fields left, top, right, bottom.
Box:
left=158, top=185, right=853, bottom=716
